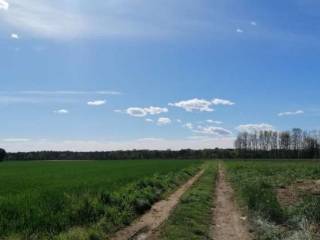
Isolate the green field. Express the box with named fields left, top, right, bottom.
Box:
left=2, top=160, right=320, bottom=240
left=0, top=160, right=201, bottom=239
left=226, top=160, right=320, bottom=239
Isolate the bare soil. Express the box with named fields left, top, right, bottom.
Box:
left=277, top=179, right=320, bottom=207
left=109, top=170, right=204, bottom=240
left=212, top=166, right=251, bottom=240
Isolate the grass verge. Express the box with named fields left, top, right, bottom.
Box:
left=157, top=162, right=217, bottom=240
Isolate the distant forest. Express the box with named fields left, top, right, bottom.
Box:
left=1, top=128, right=320, bottom=161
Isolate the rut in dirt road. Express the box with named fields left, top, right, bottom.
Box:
left=212, top=165, right=251, bottom=240
left=109, top=170, right=204, bottom=240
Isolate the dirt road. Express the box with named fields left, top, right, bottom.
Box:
left=109, top=170, right=204, bottom=240
left=212, top=165, right=251, bottom=240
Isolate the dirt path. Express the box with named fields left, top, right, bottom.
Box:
left=212, top=165, right=251, bottom=240
left=109, top=169, right=204, bottom=240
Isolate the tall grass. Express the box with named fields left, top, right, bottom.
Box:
left=225, top=160, right=320, bottom=239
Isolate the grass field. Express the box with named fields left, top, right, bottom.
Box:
left=225, top=160, right=320, bottom=240
left=0, top=160, right=201, bottom=239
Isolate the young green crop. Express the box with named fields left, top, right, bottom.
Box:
left=0, top=160, right=201, bottom=239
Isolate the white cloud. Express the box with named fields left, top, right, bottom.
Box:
left=176, top=119, right=182, bottom=123
left=169, top=98, right=214, bottom=112
left=251, top=21, right=257, bottom=26
left=144, top=106, right=168, bottom=115
left=278, top=110, right=304, bottom=117
left=183, top=122, right=232, bottom=137
left=145, top=118, right=153, bottom=123
left=211, top=98, right=235, bottom=106
left=11, top=33, right=19, bottom=39
left=87, top=100, right=106, bottom=106
left=169, top=98, right=234, bottom=112
left=236, top=123, right=274, bottom=133
left=53, top=109, right=69, bottom=114
left=206, top=120, right=223, bottom=124
left=2, top=138, right=30, bottom=142
left=183, top=122, right=193, bottom=129
left=157, top=117, right=171, bottom=126
left=193, top=126, right=232, bottom=136
left=126, top=107, right=147, bottom=117
left=236, top=28, right=243, bottom=33
left=0, top=0, right=9, bottom=10
left=126, top=106, right=168, bottom=117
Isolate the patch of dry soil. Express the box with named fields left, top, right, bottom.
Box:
left=212, top=166, right=251, bottom=240
left=277, top=179, right=320, bottom=207
left=109, top=170, right=204, bottom=240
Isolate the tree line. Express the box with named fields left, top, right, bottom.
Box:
left=4, top=149, right=238, bottom=161
left=234, top=128, right=320, bottom=159
left=1, top=128, right=320, bottom=161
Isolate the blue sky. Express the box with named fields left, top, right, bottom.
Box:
left=1, top=0, right=320, bottom=152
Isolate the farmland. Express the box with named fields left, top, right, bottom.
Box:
left=1, top=160, right=320, bottom=240
left=0, top=160, right=201, bottom=239
left=226, top=160, right=320, bottom=239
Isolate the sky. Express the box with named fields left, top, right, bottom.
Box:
left=1, top=0, right=320, bottom=152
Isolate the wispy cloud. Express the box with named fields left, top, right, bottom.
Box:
left=193, top=126, right=232, bottom=136
left=0, top=91, right=120, bottom=104
left=53, top=109, right=69, bottom=114
left=87, top=100, right=106, bottom=106
left=0, top=0, right=214, bottom=40
left=0, top=0, right=9, bottom=10
left=2, top=138, right=30, bottom=142
left=183, top=122, right=232, bottom=137
left=157, top=117, right=171, bottom=126
left=206, top=120, right=223, bottom=124
left=211, top=98, right=235, bottom=106
left=236, top=123, right=274, bottom=133
left=126, top=106, right=168, bottom=117
left=2, top=0, right=90, bottom=39
left=278, top=110, right=304, bottom=117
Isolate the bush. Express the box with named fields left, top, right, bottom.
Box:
left=242, top=181, right=284, bottom=223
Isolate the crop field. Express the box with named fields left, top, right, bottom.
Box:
left=226, top=160, right=320, bottom=240
left=0, top=160, right=201, bottom=239
left=1, top=159, right=320, bottom=240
